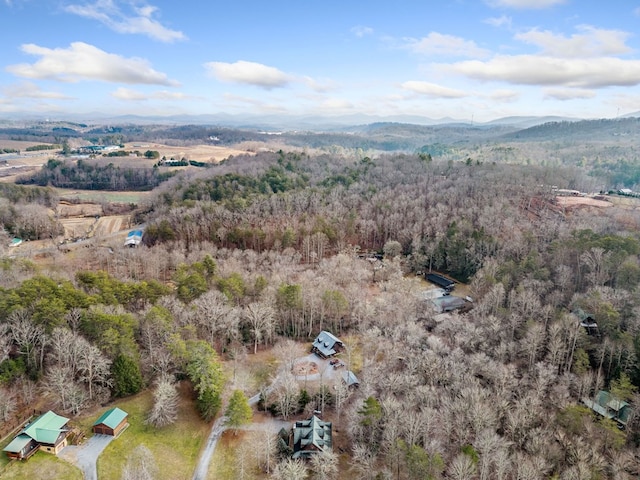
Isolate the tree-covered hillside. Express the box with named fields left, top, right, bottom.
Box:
left=0, top=140, right=639, bottom=478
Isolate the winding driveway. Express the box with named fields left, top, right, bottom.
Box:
left=59, top=434, right=114, bottom=480
left=191, top=370, right=284, bottom=480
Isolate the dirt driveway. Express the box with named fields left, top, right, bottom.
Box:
left=59, top=434, right=114, bottom=480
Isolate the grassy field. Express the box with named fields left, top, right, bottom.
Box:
left=94, top=383, right=210, bottom=480
left=0, top=451, right=82, bottom=480
left=55, top=188, right=151, bottom=204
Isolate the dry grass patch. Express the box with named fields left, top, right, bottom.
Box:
left=96, top=383, right=210, bottom=480
left=55, top=188, right=151, bottom=204
left=208, top=430, right=267, bottom=480
left=123, top=142, right=250, bottom=163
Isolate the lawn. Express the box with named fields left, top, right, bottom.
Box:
left=94, top=383, right=211, bottom=480
left=0, top=451, right=82, bottom=480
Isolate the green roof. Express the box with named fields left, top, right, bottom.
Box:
left=22, top=411, right=69, bottom=444
left=582, top=390, right=632, bottom=425
left=292, top=415, right=332, bottom=459
left=3, top=434, right=33, bottom=453
left=93, top=407, right=128, bottom=429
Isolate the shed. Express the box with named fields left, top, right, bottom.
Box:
left=311, top=331, right=344, bottom=358
left=92, top=407, right=128, bottom=436
left=342, top=370, right=360, bottom=388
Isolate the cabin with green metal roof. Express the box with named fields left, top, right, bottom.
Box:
left=92, top=407, right=128, bottom=436
left=3, top=411, right=69, bottom=460
left=291, top=415, right=332, bottom=460
left=582, top=390, right=632, bottom=427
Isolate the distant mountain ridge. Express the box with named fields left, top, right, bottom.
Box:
left=1, top=111, right=584, bottom=132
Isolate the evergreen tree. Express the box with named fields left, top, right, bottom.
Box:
left=225, top=389, right=252, bottom=434
left=111, top=354, right=143, bottom=397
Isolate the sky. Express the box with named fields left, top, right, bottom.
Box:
left=3, top=0, right=640, bottom=122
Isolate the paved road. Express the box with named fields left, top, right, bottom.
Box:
left=191, top=415, right=229, bottom=480
left=59, top=434, right=114, bottom=480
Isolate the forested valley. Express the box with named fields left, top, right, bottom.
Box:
left=1, top=132, right=640, bottom=479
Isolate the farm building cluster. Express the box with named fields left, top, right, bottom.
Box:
left=3, top=408, right=128, bottom=461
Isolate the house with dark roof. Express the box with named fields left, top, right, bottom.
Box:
left=291, top=415, right=332, bottom=460
left=573, top=308, right=599, bottom=336
left=92, top=407, right=128, bottom=436
left=311, top=331, right=344, bottom=358
left=582, top=390, right=632, bottom=427
left=3, top=411, right=69, bottom=460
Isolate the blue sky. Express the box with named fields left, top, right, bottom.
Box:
left=3, top=0, right=640, bottom=122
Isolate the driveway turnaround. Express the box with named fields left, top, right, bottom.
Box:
left=59, top=434, right=114, bottom=480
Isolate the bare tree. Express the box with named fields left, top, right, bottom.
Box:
left=448, top=453, right=477, bottom=480
left=122, top=445, right=158, bottom=480
left=310, top=449, right=339, bottom=480
left=78, top=343, right=112, bottom=400
left=274, top=371, right=299, bottom=420
left=350, top=443, right=378, bottom=480
left=9, top=310, right=47, bottom=373
left=271, top=458, right=309, bottom=480
left=0, top=386, right=16, bottom=422
left=0, top=324, right=11, bottom=364
left=244, top=301, right=276, bottom=354
left=257, top=430, right=278, bottom=475
left=192, top=290, right=238, bottom=351
left=147, top=378, right=179, bottom=427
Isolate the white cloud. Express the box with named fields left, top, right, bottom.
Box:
left=486, top=0, right=565, bottom=8
left=544, top=88, right=596, bottom=100
left=303, top=76, right=337, bottom=93
left=3, top=82, right=72, bottom=99
left=7, top=42, right=178, bottom=86
left=444, top=55, right=640, bottom=88
left=484, top=15, right=512, bottom=28
left=204, top=61, right=291, bottom=89
left=515, top=25, right=632, bottom=58
left=112, top=87, right=188, bottom=101
left=351, top=25, right=373, bottom=38
left=488, top=89, right=520, bottom=102
left=404, top=32, right=489, bottom=58
left=320, top=98, right=354, bottom=111
left=401, top=81, right=468, bottom=98
left=65, top=1, right=185, bottom=43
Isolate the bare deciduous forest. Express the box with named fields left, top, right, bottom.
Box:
left=0, top=119, right=639, bottom=479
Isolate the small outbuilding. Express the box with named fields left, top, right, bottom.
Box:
left=92, top=407, right=128, bottom=437
left=311, top=331, right=344, bottom=358
left=342, top=370, right=360, bottom=388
